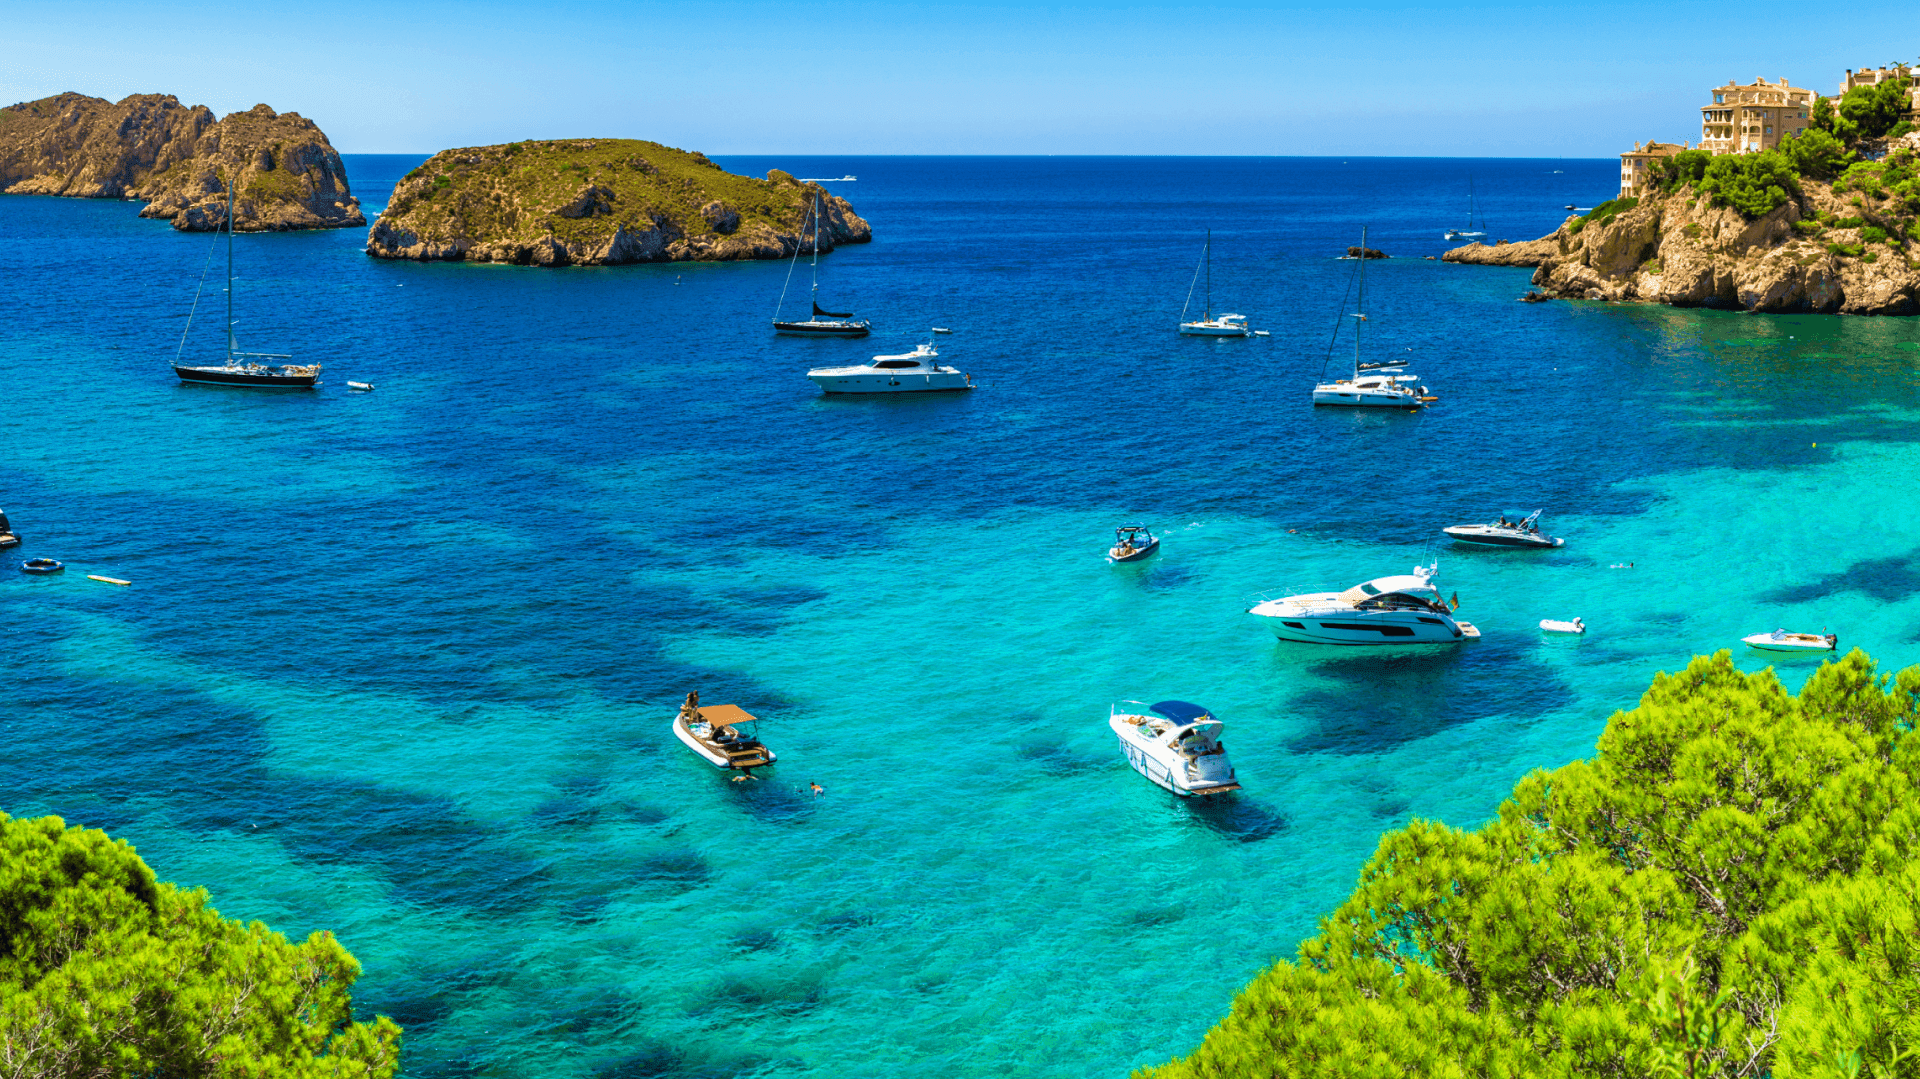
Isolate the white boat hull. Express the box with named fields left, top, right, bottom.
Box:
left=1179, top=322, right=1251, bottom=337
left=1444, top=525, right=1562, bottom=548
left=1249, top=601, right=1476, bottom=645
left=1107, top=717, right=1238, bottom=796
left=672, top=714, right=777, bottom=769
left=1742, top=633, right=1836, bottom=653
left=1313, top=382, right=1421, bottom=408
left=808, top=370, right=972, bottom=394
left=1540, top=619, right=1585, bottom=635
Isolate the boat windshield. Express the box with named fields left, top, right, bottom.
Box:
left=873, top=359, right=922, bottom=369
left=1356, top=591, right=1444, bottom=612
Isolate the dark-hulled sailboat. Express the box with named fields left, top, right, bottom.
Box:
left=773, top=193, right=870, bottom=337
left=172, top=182, right=321, bottom=389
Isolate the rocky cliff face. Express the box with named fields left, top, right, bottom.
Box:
left=0, top=93, right=362, bottom=231
left=1443, top=182, right=1918, bottom=315
left=364, top=139, right=870, bottom=266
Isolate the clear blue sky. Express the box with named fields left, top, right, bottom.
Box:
left=3, top=0, right=1914, bottom=156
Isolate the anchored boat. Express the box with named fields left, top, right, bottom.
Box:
left=1742, top=629, right=1837, bottom=653
left=807, top=339, right=972, bottom=394
left=672, top=692, right=777, bottom=770
left=1443, top=509, right=1564, bottom=548
left=1178, top=230, right=1255, bottom=336
left=1248, top=562, right=1479, bottom=645
left=1312, top=226, right=1431, bottom=409
left=773, top=193, right=871, bottom=337
left=1108, top=524, right=1159, bottom=563
left=172, top=182, right=321, bottom=389
left=1109, top=700, right=1240, bottom=796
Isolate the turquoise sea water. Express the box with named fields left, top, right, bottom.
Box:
left=5, top=155, right=1920, bottom=1077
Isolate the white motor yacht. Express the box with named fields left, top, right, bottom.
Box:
left=807, top=340, right=973, bottom=394
left=1742, top=629, right=1837, bottom=653
left=1443, top=509, right=1564, bottom=548
left=671, top=692, right=776, bottom=770
left=1108, top=700, right=1241, bottom=796
left=1248, top=562, right=1480, bottom=645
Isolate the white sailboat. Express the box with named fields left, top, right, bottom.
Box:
left=172, top=181, right=322, bottom=388
left=1312, top=226, right=1429, bottom=409
left=773, top=193, right=871, bottom=337
left=1179, top=230, right=1253, bottom=336
left=1443, top=175, right=1489, bottom=243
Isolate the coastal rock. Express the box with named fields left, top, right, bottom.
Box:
left=0, top=93, right=362, bottom=231
left=1449, top=176, right=1920, bottom=315
left=365, top=139, right=871, bottom=266
left=1347, top=246, right=1387, bottom=259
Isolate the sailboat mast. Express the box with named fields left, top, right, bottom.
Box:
left=1354, top=226, right=1367, bottom=377
left=225, top=177, right=235, bottom=365
left=1204, top=229, right=1212, bottom=320
left=809, top=193, right=820, bottom=299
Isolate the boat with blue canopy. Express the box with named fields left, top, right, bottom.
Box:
left=1108, top=699, right=1240, bottom=796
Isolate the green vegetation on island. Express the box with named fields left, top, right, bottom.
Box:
left=0, top=813, right=399, bottom=1077
left=365, top=138, right=870, bottom=266
left=1144, top=650, right=1920, bottom=1079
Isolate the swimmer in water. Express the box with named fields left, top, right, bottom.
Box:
left=810, top=781, right=824, bottom=796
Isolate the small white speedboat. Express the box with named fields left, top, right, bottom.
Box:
left=1109, top=700, right=1240, bottom=796
left=1540, top=617, right=1585, bottom=635
left=807, top=341, right=973, bottom=394
left=1444, top=509, right=1563, bottom=548
left=348, top=381, right=375, bottom=392
left=1742, top=629, right=1837, bottom=653
left=671, top=693, right=776, bottom=770
left=1248, top=562, right=1480, bottom=645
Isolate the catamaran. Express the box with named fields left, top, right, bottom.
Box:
left=1179, top=230, right=1253, bottom=336
left=1443, top=175, right=1489, bottom=243
left=172, top=182, right=321, bottom=388
left=773, top=193, right=871, bottom=337
left=1312, top=226, right=1430, bottom=409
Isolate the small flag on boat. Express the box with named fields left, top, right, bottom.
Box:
left=1450, top=591, right=1460, bottom=612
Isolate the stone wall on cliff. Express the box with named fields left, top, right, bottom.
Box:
left=1443, top=182, right=1918, bottom=315
left=0, top=93, right=363, bottom=231
left=363, top=140, right=871, bottom=266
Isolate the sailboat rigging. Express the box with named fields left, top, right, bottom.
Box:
left=773, top=193, right=871, bottom=337
left=172, top=178, right=321, bottom=388
left=1178, top=229, right=1254, bottom=336
left=1443, top=174, right=1489, bottom=243
left=1311, top=225, right=1430, bottom=410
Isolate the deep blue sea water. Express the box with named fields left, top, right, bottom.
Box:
left=4, top=154, right=1920, bottom=1078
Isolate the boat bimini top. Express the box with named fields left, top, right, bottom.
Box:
left=1148, top=700, right=1216, bottom=727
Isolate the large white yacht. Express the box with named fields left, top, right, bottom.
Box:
left=1108, top=700, right=1241, bottom=796
left=806, top=340, right=973, bottom=394
left=1247, top=563, right=1480, bottom=645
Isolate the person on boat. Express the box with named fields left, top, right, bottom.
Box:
left=680, top=690, right=701, bottom=721
left=1117, top=538, right=1135, bottom=556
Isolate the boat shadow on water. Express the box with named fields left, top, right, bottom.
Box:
left=1278, top=640, right=1575, bottom=755
left=1178, top=794, right=1289, bottom=844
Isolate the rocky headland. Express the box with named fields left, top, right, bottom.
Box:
left=0, top=92, right=362, bottom=231
left=363, top=139, right=870, bottom=266
left=1444, top=173, right=1919, bottom=314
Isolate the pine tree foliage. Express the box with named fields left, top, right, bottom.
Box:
left=0, top=814, right=400, bottom=1078
left=1141, top=651, right=1920, bottom=1079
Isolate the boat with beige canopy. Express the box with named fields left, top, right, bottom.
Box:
left=673, top=692, right=777, bottom=770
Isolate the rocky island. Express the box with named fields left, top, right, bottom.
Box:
left=364, top=139, right=870, bottom=266
left=1446, top=124, right=1920, bottom=314
left=0, top=92, right=362, bottom=231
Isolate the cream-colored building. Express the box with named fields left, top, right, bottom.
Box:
left=1699, top=77, right=1814, bottom=154
left=1619, top=141, right=1687, bottom=198
left=1840, top=65, right=1920, bottom=120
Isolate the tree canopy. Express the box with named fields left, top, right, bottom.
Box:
left=0, top=814, right=400, bottom=1078
left=1140, top=650, right=1920, bottom=1079
left=1817, top=77, right=1916, bottom=142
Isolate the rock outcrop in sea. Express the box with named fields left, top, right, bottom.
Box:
left=1444, top=180, right=1917, bottom=314
left=363, top=139, right=871, bottom=266
left=0, top=92, right=363, bottom=231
